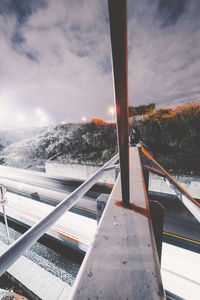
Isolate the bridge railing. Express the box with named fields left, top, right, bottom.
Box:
left=140, top=145, right=200, bottom=223
left=0, top=153, right=119, bottom=276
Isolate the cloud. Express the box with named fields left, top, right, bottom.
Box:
left=0, top=0, right=200, bottom=126
left=128, top=0, right=200, bottom=107
left=0, top=0, right=114, bottom=125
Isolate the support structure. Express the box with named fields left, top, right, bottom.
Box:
left=70, top=148, right=165, bottom=299
left=108, top=0, right=130, bottom=206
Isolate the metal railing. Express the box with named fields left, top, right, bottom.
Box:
left=140, top=145, right=200, bottom=223
left=0, top=153, right=119, bottom=276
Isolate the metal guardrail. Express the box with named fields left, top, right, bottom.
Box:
left=165, top=176, right=200, bottom=223
left=0, top=153, right=119, bottom=276
left=140, top=145, right=200, bottom=223
left=0, top=185, right=10, bottom=244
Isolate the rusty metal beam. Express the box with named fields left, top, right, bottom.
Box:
left=108, top=0, right=130, bottom=206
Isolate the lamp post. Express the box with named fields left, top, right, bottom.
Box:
left=109, top=107, right=115, bottom=123
left=82, top=117, right=86, bottom=124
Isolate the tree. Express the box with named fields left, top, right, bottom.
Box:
left=91, top=118, right=105, bottom=125
left=129, top=103, right=156, bottom=116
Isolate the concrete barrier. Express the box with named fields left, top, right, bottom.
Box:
left=45, top=161, right=116, bottom=184
left=149, top=173, right=200, bottom=199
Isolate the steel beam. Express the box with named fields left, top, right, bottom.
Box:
left=108, top=0, right=130, bottom=206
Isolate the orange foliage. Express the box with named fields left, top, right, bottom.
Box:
left=174, top=102, right=200, bottom=116
left=149, top=102, right=200, bottom=121
left=91, top=118, right=105, bottom=125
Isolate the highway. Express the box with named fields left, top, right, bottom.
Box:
left=1, top=190, right=199, bottom=299
left=0, top=165, right=199, bottom=251
left=0, top=165, right=109, bottom=219
left=1, top=191, right=97, bottom=253
left=163, top=214, right=200, bottom=253
left=0, top=165, right=199, bottom=298
left=161, top=242, right=200, bottom=300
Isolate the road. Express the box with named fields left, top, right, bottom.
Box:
left=0, top=165, right=199, bottom=298
left=1, top=192, right=199, bottom=299
left=163, top=214, right=200, bottom=253
left=0, top=165, right=199, bottom=250
left=0, top=165, right=111, bottom=219
left=1, top=191, right=97, bottom=253
left=161, top=242, right=200, bottom=300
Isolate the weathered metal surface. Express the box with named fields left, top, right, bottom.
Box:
left=70, top=148, right=165, bottom=299
left=108, top=0, right=130, bottom=206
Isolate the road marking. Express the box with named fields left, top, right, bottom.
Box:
left=73, top=206, right=96, bottom=214
left=7, top=187, right=97, bottom=215
left=52, top=227, right=90, bottom=245
left=163, top=231, right=200, bottom=245
left=1, top=208, right=89, bottom=246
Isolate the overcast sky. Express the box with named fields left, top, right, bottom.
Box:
left=0, top=0, right=200, bottom=126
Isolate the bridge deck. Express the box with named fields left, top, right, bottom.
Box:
left=70, top=147, right=165, bottom=299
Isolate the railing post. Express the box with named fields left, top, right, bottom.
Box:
left=0, top=185, right=10, bottom=244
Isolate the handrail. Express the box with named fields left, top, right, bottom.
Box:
left=0, top=153, right=119, bottom=276
left=140, top=145, right=200, bottom=223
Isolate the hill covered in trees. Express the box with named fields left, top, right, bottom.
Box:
left=0, top=103, right=199, bottom=175
left=134, top=103, right=200, bottom=175
left=129, top=103, right=155, bottom=116
left=0, top=122, right=117, bottom=169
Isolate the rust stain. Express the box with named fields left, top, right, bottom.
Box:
left=115, top=201, right=150, bottom=218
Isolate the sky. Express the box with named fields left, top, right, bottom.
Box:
left=0, top=0, right=200, bottom=126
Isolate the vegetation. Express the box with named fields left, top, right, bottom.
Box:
left=0, top=122, right=117, bottom=169
left=129, top=103, right=155, bottom=117
left=1, top=102, right=199, bottom=176
left=133, top=103, right=200, bottom=175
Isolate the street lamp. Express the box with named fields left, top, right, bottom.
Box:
left=41, top=115, right=48, bottom=126
left=82, top=117, right=87, bottom=124
left=109, top=107, right=115, bottom=123
left=16, top=113, right=25, bottom=122
left=36, top=108, right=43, bottom=116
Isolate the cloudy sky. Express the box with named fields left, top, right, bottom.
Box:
left=0, top=0, right=200, bottom=126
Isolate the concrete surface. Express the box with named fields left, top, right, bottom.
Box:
left=70, top=147, right=165, bottom=299
left=45, top=161, right=116, bottom=184
left=0, top=240, right=71, bottom=300
left=149, top=173, right=200, bottom=199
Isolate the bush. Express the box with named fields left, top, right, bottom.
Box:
left=134, top=102, right=200, bottom=175
left=1, top=122, right=117, bottom=168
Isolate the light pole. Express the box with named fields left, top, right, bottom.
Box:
left=109, top=107, right=115, bottom=123
left=82, top=117, right=87, bottom=124
left=36, top=109, right=48, bottom=127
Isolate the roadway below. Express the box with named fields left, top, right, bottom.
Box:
left=1, top=191, right=97, bottom=253
left=0, top=165, right=113, bottom=219
left=0, top=165, right=199, bottom=299
left=0, top=164, right=199, bottom=253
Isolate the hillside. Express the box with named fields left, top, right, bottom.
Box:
left=1, top=103, right=199, bottom=175
left=134, top=103, right=200, bottom=175
left=1, top=122, right=118, bottom=169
